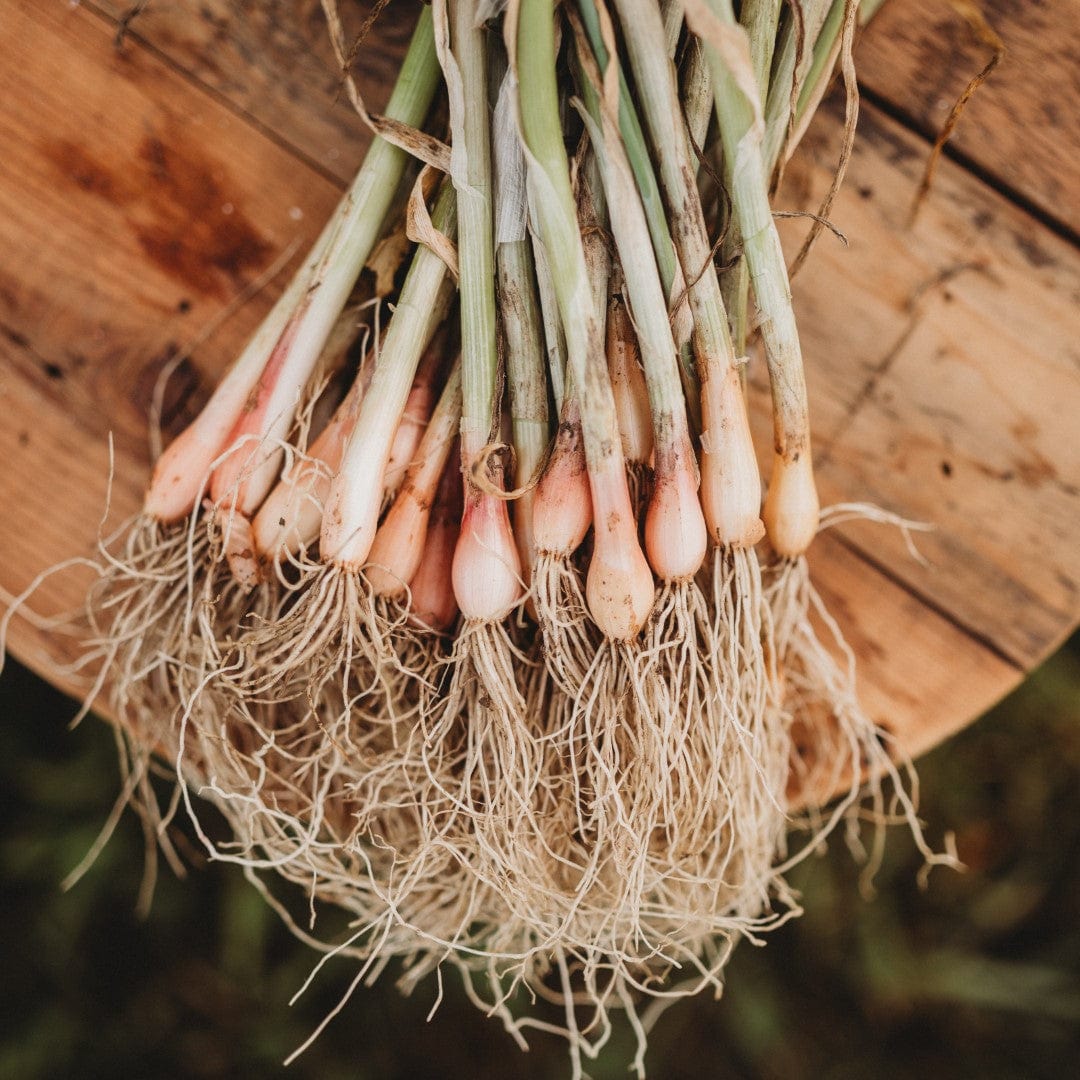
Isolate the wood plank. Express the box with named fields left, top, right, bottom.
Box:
left=0, top=0, right=341, bottom=671
left=0, top=0, right=1075, bottom=771
left=757, top=97, right=1080, bottom=669
left=857, top=0, right=1080, bottom=236
left=89, top=0, right=414, bottom=185
left=806, top=534, right=1019, bottom=762
left=0, top=0, right=344, bottom=417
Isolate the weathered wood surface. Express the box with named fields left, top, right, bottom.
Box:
left=857, top=0, right=1080, bottom=237
left=766, top=101, right=1080, bottom=670
left=0, top=0, right=341, bottom=671
left=1, top=0, right=1077, bottom=770
left=88, top=0, right=409, bottom=186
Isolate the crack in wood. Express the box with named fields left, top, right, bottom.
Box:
left=818, top=261, right=986, bottom=468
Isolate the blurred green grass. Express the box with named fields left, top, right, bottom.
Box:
left=1, top=638, right=1077, bottom=1079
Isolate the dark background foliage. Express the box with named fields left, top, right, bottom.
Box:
left=1, top=638, right=1077, bottom=1079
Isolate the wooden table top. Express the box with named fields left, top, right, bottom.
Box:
left=2, top=0, right=1078, bottom=764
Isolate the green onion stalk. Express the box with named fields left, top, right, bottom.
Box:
left=224, top=183, right=458, bottom=708
left=687, top=0, right=952, bottom=899
left=417, top=0, right=543, bottom=911
left=578, top=0, right=790, bottom=936
left=685, top=0, right=820, bottom=559
left=511, top=0, right=654, bottom=645
left=150, top=9, right=442, bottom=573
left=576, top=0, right=699, bottom=416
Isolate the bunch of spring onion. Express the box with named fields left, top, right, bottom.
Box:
left=78, top=0, right=954, bottom=1072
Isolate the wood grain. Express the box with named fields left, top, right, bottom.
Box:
left=806, top=534, right=1018, bottom=762
left=89, top=0, right=412, bottom=185
left=857, top=0, right=1080, bottom=236
left=0, top=0, right=340, bottom=674
left=0, top=0, right=1077, bottom=772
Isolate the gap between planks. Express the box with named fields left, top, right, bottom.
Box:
left=861, top=85, right=1080, bottom=251
left=829, top=530, right=1024, bottom=674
